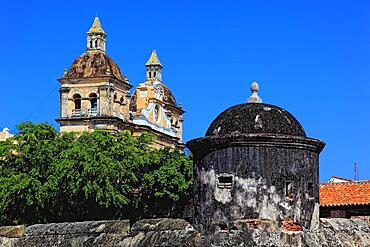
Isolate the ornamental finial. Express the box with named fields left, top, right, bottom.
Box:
left=106, top=66, right=111, bottom=75
left=247, top=81, right=262, bottom=103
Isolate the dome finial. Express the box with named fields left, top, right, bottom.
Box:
left=247, top=81, right=262, bottom=103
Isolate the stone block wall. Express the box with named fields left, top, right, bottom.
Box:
left=0, top=218, right=369, bottom=246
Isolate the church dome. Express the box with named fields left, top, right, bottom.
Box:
left=161, top=84, right=178, bottom=106
left=66, top=51, right=124, bottom=80
left=205, top=103, right=306, bottom=137
left=129, top=81, right=179, bottom=113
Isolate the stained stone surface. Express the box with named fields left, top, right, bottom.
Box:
left=66, top=51, right=123, bottom=80
left=205, top=103, right=306, bottom=137
left=0, top=218, right=369, bottom=246
left=130, top=218, right=193, bottom=232
left=187, top=135, right=325, bottom=234
left=23, top=220, right=130, bottom=235
left=0, top=225, right=24, bottom=238
left=188, top=101, right=325, bottom=234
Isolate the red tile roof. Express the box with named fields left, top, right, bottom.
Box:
left=319, top=181, right=370, bottom=207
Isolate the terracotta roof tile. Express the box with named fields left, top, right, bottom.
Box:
left=319, top=181, right=370, bottom=207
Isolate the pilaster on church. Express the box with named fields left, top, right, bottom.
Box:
left=59, top=87, right=70, bottom=118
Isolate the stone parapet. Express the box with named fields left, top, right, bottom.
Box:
left=0, top=218, right=369, bottom=246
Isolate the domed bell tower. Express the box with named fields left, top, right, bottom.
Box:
left=146, top=50, right=162, bottom=81
left=129, top=50, right=185, bottom=149
left=56, top=17, right=131, bottom=133
left=87, top=17, right=106, bottom=53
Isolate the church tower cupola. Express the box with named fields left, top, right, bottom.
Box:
left=86, top=17, right=106, bottom=53
left=145, top=50, right=163, bottom=81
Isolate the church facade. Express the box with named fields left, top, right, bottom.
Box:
left=56, top=17, right=184, bottom=149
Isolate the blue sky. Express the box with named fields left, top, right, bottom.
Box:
left=1, top=1, right=370, bottom=181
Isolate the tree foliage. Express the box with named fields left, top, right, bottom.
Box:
left=0, top=122, right=192, bottom=225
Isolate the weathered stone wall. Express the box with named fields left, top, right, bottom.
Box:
left=0, top=218, right=369, bottom=247
left=192, top=145, right=320, bottom=233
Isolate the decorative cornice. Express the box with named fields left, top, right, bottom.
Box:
left=187, top=133, right=325, bottom=159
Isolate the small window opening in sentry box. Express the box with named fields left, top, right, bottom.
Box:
left=308, top=182, right=314, bottom=199
left=285, top=181, right=293, bottom=198
left=218, top=175, right=233, bottom=189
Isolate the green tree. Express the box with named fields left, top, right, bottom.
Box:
left=0, top=122, right=58, bottom=224
left=139, top=148, right=193, bottom=218
left=0, top=122, right=192, bottom=225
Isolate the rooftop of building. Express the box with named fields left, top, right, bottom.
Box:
left=329, top=176, right=354, bottom=183
left=65, top=51, right=124, bottom=81
left=63, top=17, right=124, bottom=81
left=320, top=179, right=370, bottom=207
left=205, top=82, right=306, bottom=137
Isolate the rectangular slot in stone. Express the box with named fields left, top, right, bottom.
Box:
left=218, top=176, right=233, bottom=189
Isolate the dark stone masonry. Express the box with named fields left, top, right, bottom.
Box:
left=1, top=218, right=370, bottom=246
left=187, top=102, right=325, bottom=233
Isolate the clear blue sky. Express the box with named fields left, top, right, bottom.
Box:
left=1, top=1, right=370, bottom=181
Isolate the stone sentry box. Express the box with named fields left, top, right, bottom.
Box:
left=187, top=83, right=325, bottom=234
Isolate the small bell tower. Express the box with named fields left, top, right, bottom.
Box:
left=146, top=50, right=162, bottom=81
left=86, top=17, right=106, bottom=53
